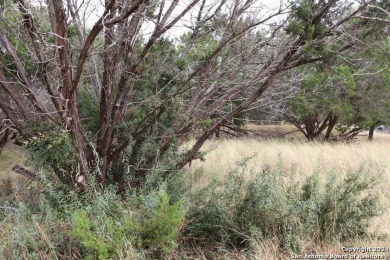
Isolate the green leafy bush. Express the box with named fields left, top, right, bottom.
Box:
left=70, top=209, right=133, bottom=260
left=133, top=188, right=187, bottom=253
left=26, top=127, right=75, bottom=179
left=68, top=183, right=187, bottom=258
left=185, top=160, right=383, bottom=251
left=301, top=166, right=382, bottom=241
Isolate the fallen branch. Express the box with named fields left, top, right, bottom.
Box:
left=11, top=164, right=39, bottom=181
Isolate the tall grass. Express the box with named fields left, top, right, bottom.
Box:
left=188, top=134, right=390, bottom=182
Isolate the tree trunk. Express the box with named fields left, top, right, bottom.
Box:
left=304, top=114, right=317, bottom=141
left=324, top=114, right=337, bottom=141
left=368, top=125, right=375, bottom=141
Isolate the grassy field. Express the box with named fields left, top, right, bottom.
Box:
left=1, top=126, right=389, bottom=259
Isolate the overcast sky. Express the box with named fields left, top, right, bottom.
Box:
left=75, top=0, right=287, bottom=39
left=28, top=0, right=286, bottom=38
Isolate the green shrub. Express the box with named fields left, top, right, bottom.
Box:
left=0, top=166, right=188, bottom=259
left=184, top=160, right=383, bottom=251
left=70, top=209, right=133, bottom=260
left=303, top=166, right=382, bottom=241
left=133, top=188, right=187, bottom=254
left=184, top=159, right=252, bottom=248
left=1, top=181, right=134, bottom=259
left=26, top=126, right=76, bottom=184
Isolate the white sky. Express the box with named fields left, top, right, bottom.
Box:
left=77, top=0, right=287, bottom=39
left=28, top=0, right=287, bottom=41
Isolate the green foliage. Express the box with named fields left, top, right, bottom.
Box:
left=70, top=209, right=133, bottom=259
left=351, top=39, right=390, bottom=127
left=26, top=126, right=75, bottom=176
left=185, top=159, right=382, bottom=251
left=78, top=88, right=100, bottom=133
left=288, top=31, right=390, bottom=134
left=67, top=25, right=78, bottom=38
left=291, top=70, right=328, bottom=118
left=0, top=183, right=187, bottom=259
left=179, top=32, right=218, bottom=62
left=68, top=183, right=186, bottom=258
left=300, top=165, right=382, bottom=241
left=136, top=38, right=182, bottom=100
left=285, top=0, right=333, bottom=40
left=103, top=37, right=189, bottom=182
left=132, top=188, right=186, bottom=253
left=291, top=63, right=359, bottom=122
left=285, top=1, right=390, bottom=135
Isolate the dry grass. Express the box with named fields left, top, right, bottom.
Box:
left=0, top=144, right=35, bottom=201
left=187, top=130, right=390, bottom=259
left=188, top=134, right=390, bottom=186
left=0, top=143, right=26, bottom=173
